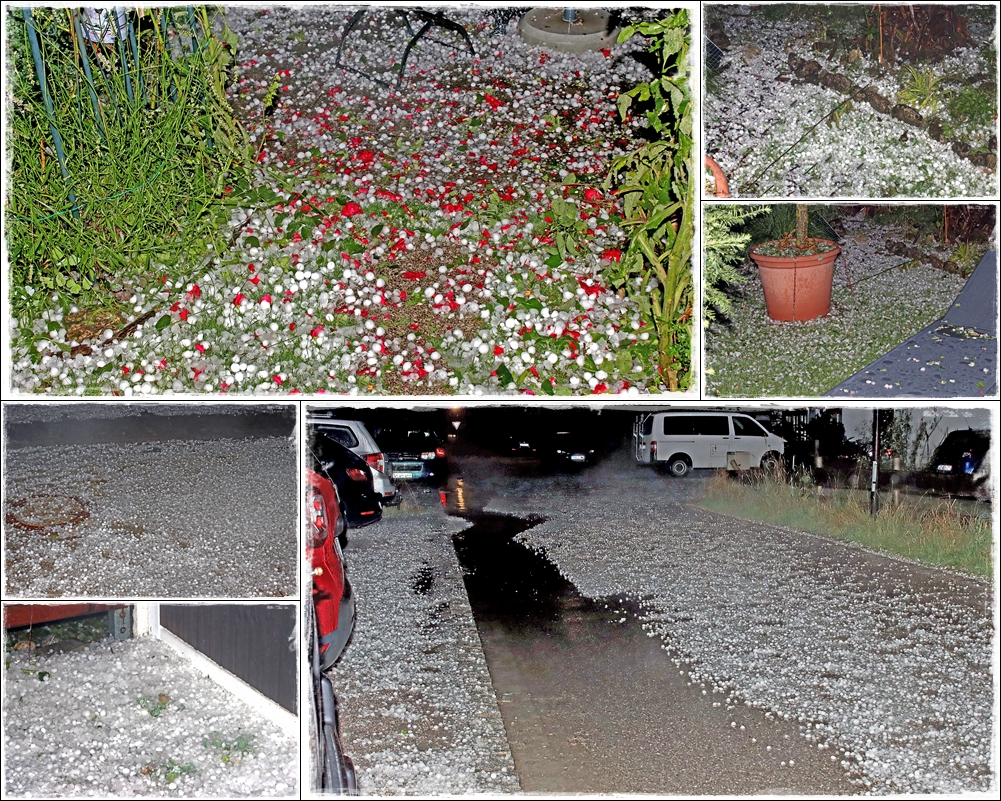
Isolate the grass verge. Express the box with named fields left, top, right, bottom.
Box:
left=694, top=471, right=992, bottom=577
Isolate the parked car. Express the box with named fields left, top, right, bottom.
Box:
left=909, top=428, right=991, bottom=501
left=305, top=467, right=356, bottom=670
left=546, top=429, right=598, bottom=468
left=374, top=425, right=449, bottom=484
left=310, top=434, right=383, bottom=532
left=305, top=467, right=357, bottom=793
left=307, top=413, right=399, bottom=507
left=633, top=411, right=785, bottom=477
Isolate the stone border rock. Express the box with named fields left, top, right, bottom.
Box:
left=787, top=53, right=997, bottom=170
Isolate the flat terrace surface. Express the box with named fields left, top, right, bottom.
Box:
left=826, top=250, right=996, bottom=397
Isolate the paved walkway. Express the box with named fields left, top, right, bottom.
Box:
left=826, top=250, right=997, bottom=397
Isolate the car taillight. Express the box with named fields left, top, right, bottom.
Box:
left=346, top=467, right=368, bottom=482
left=305, top=487, right=328, bottom=549
left=435, top=447, right=445, bottom=458
left=365, top=452, right=386, bottom=473
left=651, top=440, right=658, bottom=459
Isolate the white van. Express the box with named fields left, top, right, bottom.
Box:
left=633, top=411, right=784, bottom=477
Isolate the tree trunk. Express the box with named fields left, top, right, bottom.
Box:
left=795, top=204, right=809, bottom=249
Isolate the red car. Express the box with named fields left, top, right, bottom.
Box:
left=305, top=468, right=356, bottom=670
left=306, top=467, right=358, bottom=793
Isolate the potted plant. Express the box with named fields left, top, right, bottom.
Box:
left=748, top=204, right=841, bottom=321
left=705, top=155, right=730, bottom=198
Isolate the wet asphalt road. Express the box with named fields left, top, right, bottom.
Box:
left=443, top=465, right=855, bottom=795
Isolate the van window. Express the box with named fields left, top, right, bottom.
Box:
left=662, top=416, right=695, bottom=436
left=661, top=416, right=728, bottom=436
left=733, top=416, right=768, bottom=437
left=693, top=416, right=729, bottom=436
left=640, top=416, right=653, bottom=436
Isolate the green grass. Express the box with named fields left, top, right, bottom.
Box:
left=695, top=471, right=991, bottom=577
left=4, top=6, right=247, bottom=325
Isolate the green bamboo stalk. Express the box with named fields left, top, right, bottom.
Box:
left=111, top=10, right=135, bottom=104
left=22, top=7, right=79, bottom=219
left=69, top=9, right=107, bottom=143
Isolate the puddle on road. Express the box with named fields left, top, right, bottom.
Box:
left=441, top=479, right=855, bottom=796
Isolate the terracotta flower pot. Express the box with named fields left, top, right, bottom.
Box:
left=749, top=240, right=841, bottom=321
left=705, top=156, right=730, bottom=198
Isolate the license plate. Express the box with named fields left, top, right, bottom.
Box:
left=570, top=454, right=586, bottom=462
left=395, top=471, right=416, bottom=479
left=936, top=464, right=953, bottom=473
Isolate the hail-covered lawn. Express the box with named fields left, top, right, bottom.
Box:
left=704, top=5, right=997, bottom=198
left=704, top=214, right=969, bottom=397
left=9, top=7, right=679, bottom=397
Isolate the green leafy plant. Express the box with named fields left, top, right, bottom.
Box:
left=605, top=10, right=693, bottom=391
left=203, top=730, right=257, bottom=763
left=137, top=692, right=171, bottom=716
left=897, top=65, right=943, bottom=112
left=703, top=204, right=770, bottom=326
left=141, top=758, right=196, bottom=784
left=947, top=85, right=996, bottom=129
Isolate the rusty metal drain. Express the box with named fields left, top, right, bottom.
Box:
left=5, top=494, right=90, bottom=530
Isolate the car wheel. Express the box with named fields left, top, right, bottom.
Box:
left=760, top=453, right=782, bottom=475
left=668, top=457, right=690, bottom=477
left=338, top=503, right=349, bottom=548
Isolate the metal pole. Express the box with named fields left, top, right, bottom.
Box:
left=870, top=409, right=880, bottom=515
left=563, top=8, right=578, bottom=23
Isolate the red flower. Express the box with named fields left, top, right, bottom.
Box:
left=195, top=343, right=206, bottom=354
left=593, top=382, right=608, bottom=394
left=601, top=48, right=611, bottom=58
left=273, top=375, right=283, bottom=385
left=187, top=284, right=201, bottom=299
left=289, top=323, right=296, bottom=331
left=402, top=271, right=426, bottom=281
left=584, top=187, right=602, bottom=202
left=250, top=275, right=260, bottom=285
left=310, top=326, right=324, bottom=337
left=234, top=293, right=246, bottom=306
left=601, top=248, right=621, bottom=262
left=179, top=309, right=189, bottom=321
left=493, top=345, right=504, bottom=355
left=483, top=93, right=504, bottom=110
left=260, top=294, right=272, bottom=304
left=342, top=201, right=363, bottom=217
left=357, top=149, right=375, bottom=164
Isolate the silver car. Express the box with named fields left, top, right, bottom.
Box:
left=306, top=414, right=400, bottom=506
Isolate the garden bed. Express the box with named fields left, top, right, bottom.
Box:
left=704, top=4, right=997, bottom=197
left=704, top=212, right=975, bottom=397
left=8, top=7, right=691, bottom=396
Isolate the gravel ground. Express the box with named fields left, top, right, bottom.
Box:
left=9, top=6, right=683, bottom=396
left=328, top=492, right=520, bottom=795
left=3, top=437, right=296, bottom=598
left=704, top=212, right=971, bottom=397
left=3, top=635, right=297, bottom=797
left=477, top=450, right=994, bottom=796
left=704, top=5, right=997, bottom=198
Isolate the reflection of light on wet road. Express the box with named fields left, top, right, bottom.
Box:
left=441, top=477, right=474, bottom=515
